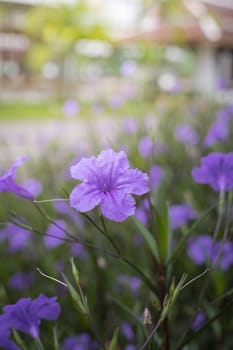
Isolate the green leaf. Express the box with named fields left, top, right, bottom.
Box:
left=70, top=257, right=79, bottom=286
left=132, top=216, right=160, bottom=263
left=62, top=274, right=87, bottom=316
left=12, top=329, right=28, bottom=350
left=108, top=327, right=119, bottom=350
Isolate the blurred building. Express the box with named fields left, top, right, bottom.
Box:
left=0, top=0, right=33, bottom=80
left=118, top=0, right=233, bottom=94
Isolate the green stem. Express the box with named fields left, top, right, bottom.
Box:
left=34, top=338, right=45, bottom=350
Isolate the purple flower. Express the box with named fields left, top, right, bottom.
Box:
left=0, top=314, right=20, bottom=350
left=123, top=117, right=138, bottom=134
left=69, top=149, right=149, bottom=222
left=70, top=243, right=88, bottom=260
left=22, top=178, right=42, bottom=197
left=135, top=198, right=149, bottom=225
left=3, top=294, right=61, bottom=338
left=169, top=203, right=197, bottom=230
left=187, top=235, right=213, bottom=265
left=53, top=201, right=84, bottom=227
left=108, top=95, right=124, bottom=109
left=192, top=152, right=233, bottom=192
left=120, top=60, right=137, bottom=77
left=187, top=236, right=233, bottom=270
left=149, top=165, right=164, bottom=189
left=3, top=223, right=31, bottom=252
left=121, top=322, right=134, bottom=341
left=175, top=124, right=199, bottom=146
left=0, top=316, right=20, bottom=350
left=212, top=241, right=233, bottom=271
left=0, top=157, right=33, bottom=200
left=192, top=311, right=206, bottom=330
left=125, top=345, right=136, bottom=350
left=8, top=272, right=35, bottom=291
left=62, top=333, right=97, bottom=350
left=118, top=275, right=141, bottom=295
left=63, top=99, right=79, bottom=118
left=138, top=136, right=153, bottom=158
left=204, top=113, right=230, bottom=147
left=44, top=220, right=67, bottom=249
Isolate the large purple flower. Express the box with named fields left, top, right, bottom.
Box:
left=192, top=152, right=233, bottom=192
left=3, top=294, right=61, bottom=338
left=0, top=156, right=33, bottom=200
left=69, top=149, right=149, bottom=222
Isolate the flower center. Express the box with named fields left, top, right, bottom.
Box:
left=102, top=183, right=108, bottom=193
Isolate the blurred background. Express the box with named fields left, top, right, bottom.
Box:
left=1, top=0, right=233, bottom=157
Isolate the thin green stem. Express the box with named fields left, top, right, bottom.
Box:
left=140, top=316, right=163, bottom=350
left=34, top=338, right=45, bottom=350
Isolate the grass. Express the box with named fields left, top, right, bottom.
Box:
left=0, top=101, right=65, bottom=120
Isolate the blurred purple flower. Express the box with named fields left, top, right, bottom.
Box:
left=123, top=117, right=138, bottom=134
left=121, top=83, right=137, bottom=100
left=0, top=156, right=33, bottom=200
left=188, top=236, right=233, bottom=271
left=192, top=152, right=233, bottom=192
left=44, top=220, right=67, bottom=249
left=22, top=178, right=42, bottom=197
left=118, top=275, right=141, bottom=295
left=3, top=294, right=61, bottom=338
left=149, top=164, right=164, bottom=189
left=120, top=60, right=137, bottom=77
left=108, top=95, right=124, bottom=109
left=53, top=201, right=84, bottom=227
left=3, top=223, right=31, bottom=252
left=135, top=198, right=149, bottom=225
left=212, top=241, right=233, bottom=271
left=62, top=333, right=97, bottom=350
left=192, top=311, right=206, bottom=330
left=138, top=136, right=153, bottom=158
left=8, top=272, right=35, bottom=291
left=187, top=235, right=213, bottom=265
left=70, top=243, right=88, bottom=260
left=125, top=345, right=136, bottom=350
left=69, top=149, right=149, bottom=222
left=204, top=113, right=230, bottom=147
left=169, top=203, right=197, bottom=230
left=175, top=124, right=199, bottom=146
left=63, top=99, right=79, bottom=118
left=121, top=322, right=134, bottom=341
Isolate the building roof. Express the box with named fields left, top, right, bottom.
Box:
left=118, top=0, right=233, bottom=48
left=0, top=0, right=75, bottom=6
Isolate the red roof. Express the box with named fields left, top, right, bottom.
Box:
left=118, top=0, right=233, bottom=48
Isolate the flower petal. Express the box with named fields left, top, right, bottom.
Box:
left=70, top=156, right=99, bottom=181
left=97, top=149, right=130, bottom=175
left=0, top=177, right=34, bottom=199
left=115, top=169, right=149, bottom=195
left=69, top=182, right=102, bottom=212
left=100, top=191, right=135, bottom=222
